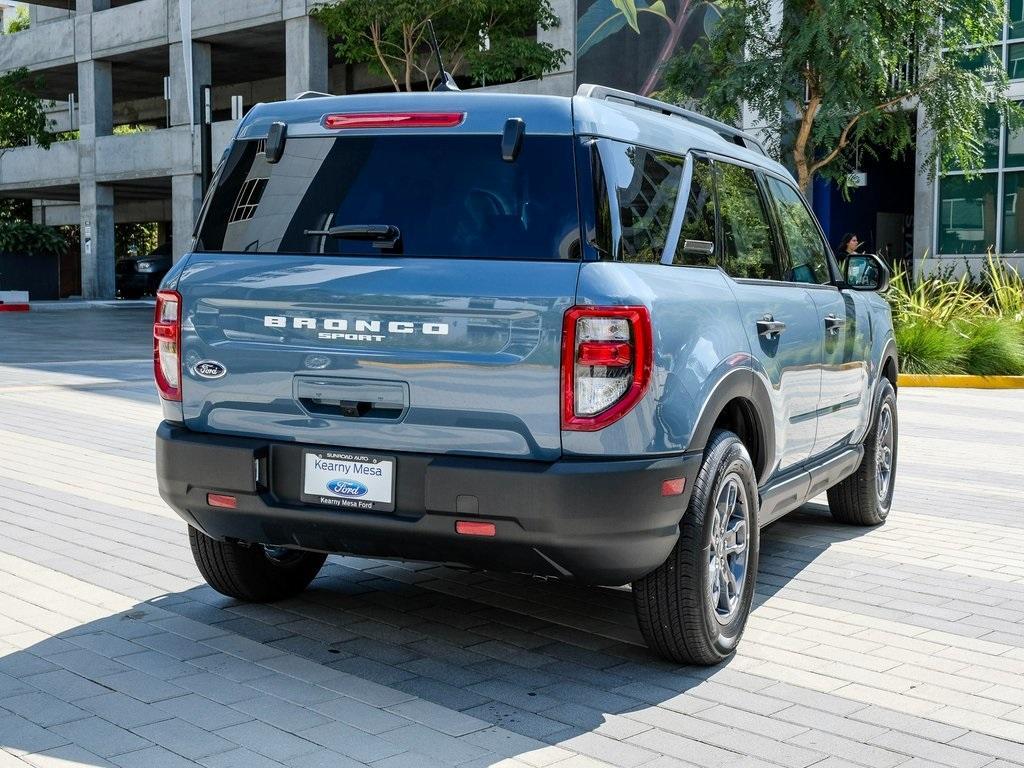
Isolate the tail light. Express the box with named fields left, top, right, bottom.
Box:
left=562, top=306, right=652, bottom=431
left=154, top=290, right=182, bottom=401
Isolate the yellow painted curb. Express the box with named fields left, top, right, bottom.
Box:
left=899, top=373, right=1024, bottom=389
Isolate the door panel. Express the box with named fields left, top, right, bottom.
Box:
left=811, top=288, right=872, bottom=455
left=713, top=161, right=822, bottom=476
left=729, top=283, right=822, bottom=473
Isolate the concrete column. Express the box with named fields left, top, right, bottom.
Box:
left=78, top=58, right=114, bottom=299
left=77, top=60, right=112, bottom=145
left=171, top=173, right=202, bottom=263
left=285, top=15, right=329, bottom=98
left=169, top=40, right=212, bottom=128
left=80, top=181, right=115, bottom=299
left=912, top=107, right=936, bottom=278
left=76, top=0, right=110, bottom=10
left=169, top=40, right=210, bottom=262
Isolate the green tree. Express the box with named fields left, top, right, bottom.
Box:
left=312, top=0, right=568, bottom=92
left=660, top=0, right=1016, bottom=194
left=0, top=67, right=53, bottom=152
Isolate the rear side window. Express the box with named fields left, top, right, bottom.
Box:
left=764, top=176, right=832, bottom=284
left=674, top=156, right=716, bottom=267
left=599, top=141, right=685, bottom=263
left=715, top=162, right=780, bottom=281
left=197, top=134, right=581, bottom=260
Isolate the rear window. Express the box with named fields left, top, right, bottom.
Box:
left=196, top=134, right=581, bottom=260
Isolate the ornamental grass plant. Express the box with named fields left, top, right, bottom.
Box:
left=888, top=253, right=1024, bottom=376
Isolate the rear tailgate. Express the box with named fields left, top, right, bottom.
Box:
left=175, top=96, right=581, bottom=461
left=176, top=255, right=577, bottom=460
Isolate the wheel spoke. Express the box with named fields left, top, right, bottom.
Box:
left=725, top=481, right=738, bottom=515
left=724, top=520, right=746, bottom=555
left=724, top=565, right=739, bottom=600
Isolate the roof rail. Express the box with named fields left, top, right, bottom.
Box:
left=576, top=83, right=766, bottom=156
left=293, top=91, right=333, bottom=100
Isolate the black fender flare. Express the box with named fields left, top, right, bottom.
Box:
left=689, top=368, right=776, bottom=484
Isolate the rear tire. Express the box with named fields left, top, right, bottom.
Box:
left=188, top=526, right=327, bottom=602
left=633, top=430, right=759, bottom=665
left=827, top=379, right=897, bottom=526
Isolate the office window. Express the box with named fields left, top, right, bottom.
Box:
left=937, top=175, right=998, bottom=255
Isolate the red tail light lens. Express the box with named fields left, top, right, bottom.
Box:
left=323, top=112, right=466, bottom=130
left=561, top=306, right=652, bottom=431
left=154, top=290, right=182, bottom=401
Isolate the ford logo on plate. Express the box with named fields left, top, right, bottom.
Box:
left=326, top=479, right=368, bottom=497
left=192, top=360, right=227, bottom=379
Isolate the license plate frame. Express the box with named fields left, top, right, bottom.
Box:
left=301, top=450, right=396, bottom=512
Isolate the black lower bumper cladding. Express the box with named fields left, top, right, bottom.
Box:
left=156, top=422, right=701, bottom=585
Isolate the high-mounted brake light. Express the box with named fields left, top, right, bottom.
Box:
left=154, top=290, right=182, bottom=401
left=323, top=112, right=466, bottom=130
left=561, top=306, right=652, bottom=431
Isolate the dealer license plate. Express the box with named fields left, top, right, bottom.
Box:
left=301, top=450, right=395, bottom=512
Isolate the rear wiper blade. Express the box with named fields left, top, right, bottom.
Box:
left=304, top=224, right=401, bottom=250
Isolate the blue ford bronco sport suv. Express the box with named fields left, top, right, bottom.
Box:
left=155, top=85, right=898, bottom=665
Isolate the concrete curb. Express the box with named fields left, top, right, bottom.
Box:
left=899, top=373, right=1024, bottom=389
left=28, top=299, right=156, bottom=312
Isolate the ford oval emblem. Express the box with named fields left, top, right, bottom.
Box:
left=327, top=479, right=368, bottom=497
left=192, top=360, right=227, bottom=379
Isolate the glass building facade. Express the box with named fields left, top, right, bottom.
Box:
left=937, top=0, right=1024, bottom=257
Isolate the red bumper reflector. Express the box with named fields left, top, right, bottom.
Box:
left=455, top=520, right=496, bottom=537
left=207, top=493, right=237, bottom=509
left=323, top=112, right=466, bottom=129
left=661, top=478, right=686, bottom=496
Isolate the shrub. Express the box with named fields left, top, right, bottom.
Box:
left=0, top=219, right=66, bottom=256
left=984, top=252, right=1024, bottom=323
left=894, top=320, right=968, bottom=375
left=956, top=316, right=1024, bottom=376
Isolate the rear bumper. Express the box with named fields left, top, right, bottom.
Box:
left=155, top=422, right=701, bottom=585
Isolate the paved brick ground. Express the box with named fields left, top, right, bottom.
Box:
left=0, top=307, right=1022, bottom=768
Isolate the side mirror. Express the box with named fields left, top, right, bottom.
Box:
left=843, top=252, right=890, bottom=292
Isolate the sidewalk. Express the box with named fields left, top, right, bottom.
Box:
left=1, top=307, right=1023, bottom=768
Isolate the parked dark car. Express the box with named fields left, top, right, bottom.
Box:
left=117, top=242, right=172, bottom=299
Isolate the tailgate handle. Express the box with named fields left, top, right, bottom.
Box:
left=295, top=378, right=408, bottom=420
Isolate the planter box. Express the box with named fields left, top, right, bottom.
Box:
left=0, top=252, right=60, bottom=300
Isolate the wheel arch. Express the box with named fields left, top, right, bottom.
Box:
left=880, top=339, right=898, bottom=394
left=690, top=369, right=776, bottom=485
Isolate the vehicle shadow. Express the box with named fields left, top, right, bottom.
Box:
left=0, top=501, right=876, bottom=766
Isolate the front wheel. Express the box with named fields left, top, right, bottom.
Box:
left=189, top=527, right=327, bottom=602
left=633, top=430, right=759, bottom=665
left=827, top=378, right=898, bottom=526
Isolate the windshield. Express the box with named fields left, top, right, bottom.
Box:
left=196, top=134, right=581, bottom=260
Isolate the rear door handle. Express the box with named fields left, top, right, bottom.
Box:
left=756, top=315, right=787, bottom=339
left=825, top=313, right=846, bottom=335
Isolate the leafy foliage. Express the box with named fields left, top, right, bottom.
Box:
left=893, top=320, right=968, bottom=375
left=886, top=254, right=1024, bottom=375
left=578, top=0, right=710, bottom=95
left=958, top=316, right=1024, bottom=375
left=660, top=0, right=1018, bottom=193
left=312, top=0, right=568, bottom=91
left=0, top=68, right=53, bottom=150
left=4, top=7, right=30, bottom=33
left=0, top=219, right=66, bottom=256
